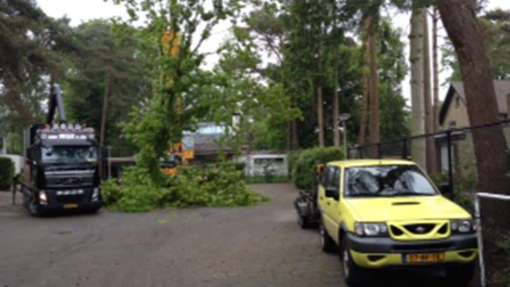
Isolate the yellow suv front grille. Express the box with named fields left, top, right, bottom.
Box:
left=388, top=220, right=450, bottom=241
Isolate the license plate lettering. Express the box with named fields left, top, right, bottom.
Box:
left=64, top=204, right=79, bottom=209
left=405, top=253, right=445, bottom=264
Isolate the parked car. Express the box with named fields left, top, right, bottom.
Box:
left=317, top=159, right=477, bottom=286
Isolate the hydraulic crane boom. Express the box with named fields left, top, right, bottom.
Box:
left=46, top=84, right=66, bottom=125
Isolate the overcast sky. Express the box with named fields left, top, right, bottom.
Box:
left=37, top=0, right=510, bottom=103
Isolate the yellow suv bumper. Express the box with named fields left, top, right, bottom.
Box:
left=346, top=233, right=478, bottom=269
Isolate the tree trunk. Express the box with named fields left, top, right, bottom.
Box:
left=367, top=15, right=380, bottom=148
left=423, top=10, right=437, bottom=174
left=317, top=85, right=325, bottom=147
left=358, top=16, right=371, bottom=146
left=410, top=9, right=427, bottom=169
left=438, top=0, right=510, bottom=194
left=438, top=0, right=510, bottom=280
left=100, top=66, right=112, bottom=147
left=333, top=88, right=340, bottom=148
left=432, top=8, right=440, bottom=133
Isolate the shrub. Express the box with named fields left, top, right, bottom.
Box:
left=102, top=166, right=167, bottom=212
left=291, top=147, right=343, bottom=191
left=101, top=162, right=268, bottom=212
left=0, top=157, right=14, bottom=191
left=287, top=150, right=302, bottom=175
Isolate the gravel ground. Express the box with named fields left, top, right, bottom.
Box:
left=0, top=184, right=474, bottom=287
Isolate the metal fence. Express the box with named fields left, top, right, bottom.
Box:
left=349, top=119, right=510, bottom=286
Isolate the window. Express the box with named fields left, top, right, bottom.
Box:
left=325, top=167, right=341, bottom=189
left=324, top=167, right=335, bottom=187
left=41, top=145, right=97, bottom=165
left=345, top=165, right=437, bottom=197
left=324, top=166, right=340, bottom=200
left=331, top=168, right=340, bottom=189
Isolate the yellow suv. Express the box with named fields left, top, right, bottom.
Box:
left=317, top=159, right=477, bottom=286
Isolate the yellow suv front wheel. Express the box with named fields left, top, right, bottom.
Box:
left=340, top=234, right=367, bottom=285
left=319, top=222, right=336, bottom=253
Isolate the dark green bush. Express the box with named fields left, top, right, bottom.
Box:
left=0, top=157, right=14, bottom=191
left=291, top=147, right=343, bottom=191
left=101, top=162, right=268, bottom=212
left=287, top=150, right=302, bottom=175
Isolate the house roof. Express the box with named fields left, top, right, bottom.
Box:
left=439, top=80, right=510, bottom=125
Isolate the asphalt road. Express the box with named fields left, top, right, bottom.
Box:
left=0, top=184, right=472, bottom=287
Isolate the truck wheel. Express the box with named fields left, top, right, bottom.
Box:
left=27, top=200, right=40, bottom=217
left=445, top=263, right=475, bottom=286
left=340, top=234, right=365, bottom=286
left=319, top=222, right=336, bottom=253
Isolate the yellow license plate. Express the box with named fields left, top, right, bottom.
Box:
left=64, top=204, right=79, bottom=209
left=405, top=253, right=445, bottom=264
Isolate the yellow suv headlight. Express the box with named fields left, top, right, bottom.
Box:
left=355, top=222, right=388, bottom=237
left=451, top=219, right=476, bottom=234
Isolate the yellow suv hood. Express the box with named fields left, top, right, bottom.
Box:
left=345, top=195, right=471, bottom=222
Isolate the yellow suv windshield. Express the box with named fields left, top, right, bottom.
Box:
left=345, top=165, right=438, bottom=198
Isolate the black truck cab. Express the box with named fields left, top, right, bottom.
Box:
left=22, top=124, right=102, bottom=215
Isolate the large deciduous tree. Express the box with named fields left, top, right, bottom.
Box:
left=113, top=0, right=240, bottom=181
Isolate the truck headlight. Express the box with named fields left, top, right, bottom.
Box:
left=92, top=188, right=100, bottom=202
left=39, top=191, right=48, bottom=205
left=451, top=219, right=475, bottom=234
left=355, top=222, right=388, bottom=237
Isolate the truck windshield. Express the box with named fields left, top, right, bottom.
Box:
left=41, top=146, right=97, bottom=165
left=345, top=165, right=437, bottom=197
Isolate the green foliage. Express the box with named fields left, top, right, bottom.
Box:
left=102, top=166, right=166, bottom=212
left=64, top=20, right=149, bottom=156
left=0, top=157, right=14, bottom=191
left=110, top=0, right=242, bottom=182
left=287, top=150, right=302, bottom=174
left=211, top=33, right=300, bottom=152
left=102, top=162, right=267, bottom=212
left=443, top=8, right=510, bottom=81
left=0, top=0, right=54, bottom=129
left=291, top=147, right=344, bottom=191
left=170, top=162, right=268, bottom=207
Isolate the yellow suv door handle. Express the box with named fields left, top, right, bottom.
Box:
left=319, top=196, right=324, bottom=200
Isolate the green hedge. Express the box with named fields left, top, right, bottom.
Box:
left=0, top=157, right=14, bottom=191
left=291, top=147, right=344, bottom=191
